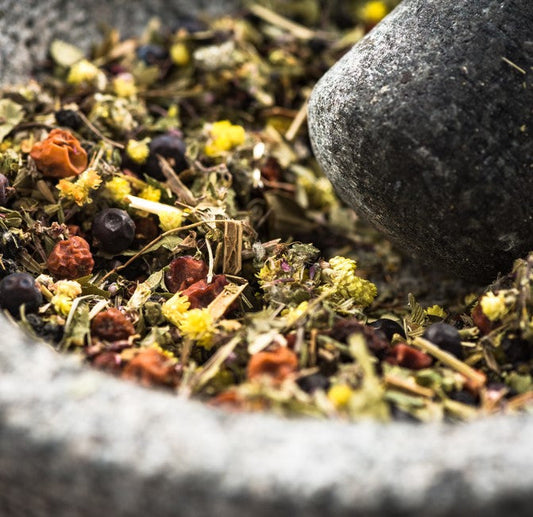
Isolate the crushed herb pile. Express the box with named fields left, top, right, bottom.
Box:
left=1, top=1, right=533, bottom=423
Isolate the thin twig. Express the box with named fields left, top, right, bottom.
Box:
left=76, top=111, right=125, bottom=149
left=248, top=4, right=316, bottom=40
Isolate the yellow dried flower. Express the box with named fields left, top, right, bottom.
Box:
left=324, top=256, right=377, bottom=307
left=282, top=301, right=309, bottom=325
left=359, top=1, right=388, bottom=24
left=112, top=74, right=137, bottom=98
left=57, top=168, right=102, bottom=206
left=106, top=176, right=131, bottom=203
left=68, top=59, right=106, bottom=89
left=426, top=305, right=447, bottom=319
left=298, top=175, right=336, bottom=210
left=51, top=280, right=82, bottom=316
left=170, top=42, right=191, bottom=66
left=480, top=291, right=508, bottom=321
left=178, top=308, right=216, bottom=349
left=161, top=292, right=190, bottom=327
left=205, top=120, right=246, bottom=157
left=158, top=208, right=183, bottom=232
left=151, top=343, right=177, bottom=361
left=126, top=139, right=150, bottom=164
left=328, top=384, right=353, bottom=409
left=139, top=185, right=162, bottom=203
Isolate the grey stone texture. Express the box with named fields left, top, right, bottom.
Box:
left=309, top=0, right=533, bottom=282
left=2, top=1, right=533, bottom=515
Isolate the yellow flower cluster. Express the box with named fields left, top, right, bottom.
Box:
left=178, top=308, right=216, bottom=349
left=57, top=168, right=102, bottom=206
left=170, top=42, right=191, bottom=66
left=480, top=291, right=508, bottom=321
left=126, top=139, right=150, bottom=164
left=105, top=176, right=131, bottom=203
left=51, top=280, right=82, bottom=316
left=161, top=293, right=190, bottom=327
left=158, top=207, right=183, bottom=232
left=359, top=1, right=388, bottom=24
left=282, top=301, right=309, bottom=325
left=325, top=256, right=377, bottom=307
left=139, top=185, right=162, bottom=203
left=68, top=59, right=106, bottom=89
left=112, top=74, right=137, bottom=98
left=297, top=175, right=336, bottom=210
left=205, top=120, right=246, bottom=157
left=328, top=384, right=353, bottom=409
left=426, top=305, right=447, bottom=319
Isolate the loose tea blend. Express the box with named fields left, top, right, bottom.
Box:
left=0, top=1, right=532, bottom=423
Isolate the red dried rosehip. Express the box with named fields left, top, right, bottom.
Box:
left=385, top=343, right=433, bottom=370
left=471, top=303, right=493, bottom=335
left=181, top=275, right=228, bottom=309
left=47, top=236, right=94, bottom=279
left=30, top=129, right=88, bottom=178
left=122, top=348, right=178, bottom=387
left=247, top=346, right=299, bottom=383
left=92, top=351, right=123, bottom=375
left=165, top=256, right=208, bottom=293
left=91, top=308, right=135, bottom=341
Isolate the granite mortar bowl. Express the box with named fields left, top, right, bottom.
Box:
left=1, top=1, right=533, bottom=516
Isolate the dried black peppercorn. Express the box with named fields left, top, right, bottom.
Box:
left=296, top=373, right=330, bottom=394
left=0, top=272, right=43, bottom=317
left=92, top=208, right=136, bottom=255
left=369, top=318, right=406, bottom=341
left=55, top=109, right=83, bottom=130
left=422, top=322, right=463, bottom=358
left=136, top=44, right=168, bottom=65
left=145, top=132, right=188, bottom=180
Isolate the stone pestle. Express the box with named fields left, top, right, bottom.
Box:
left=308, top=0, right=533, bottom=282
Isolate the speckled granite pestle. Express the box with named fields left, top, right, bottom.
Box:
left=309, top=0, right=533, bottom=282
left=2, top=1, right=533, bottom=516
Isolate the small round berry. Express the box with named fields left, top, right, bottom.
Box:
left=0, top=272, right=43, bottom=317
left=296, top=373, right=330, bottom=394
left=422, top=322, right=463, bottom=358
left=369, top=318, right=406, bottom=341
left=145, top=132, right=188, bottom=180
left=136, top=44, right=168, bottom=65
left=92, top=208, right=135, bottom=254
left=47, top=236, right=94, bottom=280
left=54, top=109, right=83, bottom=130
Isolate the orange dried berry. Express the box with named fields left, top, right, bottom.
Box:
left=122, top=348, right=178, bottom=388
left=91, top=308, right=135, bottom=342
left=247, top=346, right=299, bottom=383
left=30, top=128, right=88, bottom=178
left=47, top=236, right=94, bottom=279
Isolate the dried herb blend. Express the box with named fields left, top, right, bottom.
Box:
left=1, top=1, right=532, bottom=423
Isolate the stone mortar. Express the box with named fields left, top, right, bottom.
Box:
left=1, top=1, right=532, bottom=516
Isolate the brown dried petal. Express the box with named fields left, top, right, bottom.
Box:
left=247, top=346, right=299, bottom=383
left=472, top=302, right=494, bottom=335
left=92, top=351, right=123, bottom=375
left=385, top=343, right=433, bottom=370
left=165, top=256, right=208, bottom=293
left=91, top=308, right=135, bottom=342
left=46, top=236, right=94, bottom=279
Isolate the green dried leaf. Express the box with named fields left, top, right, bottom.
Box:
left=0, top=99, right=24, bottom=142
left=49, top=39, right=84, bottom=68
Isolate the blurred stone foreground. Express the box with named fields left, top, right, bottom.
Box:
left=1, top=1, right=533, bottom=516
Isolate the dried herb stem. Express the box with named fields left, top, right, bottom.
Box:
left=248, top=4, right=317, bottom=40
left=413, top=337, right=487, bottom=389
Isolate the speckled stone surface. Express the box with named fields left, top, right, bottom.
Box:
left=2, top=1, right=533, bottom=516
left=309, top=0, right=533, bottom=282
